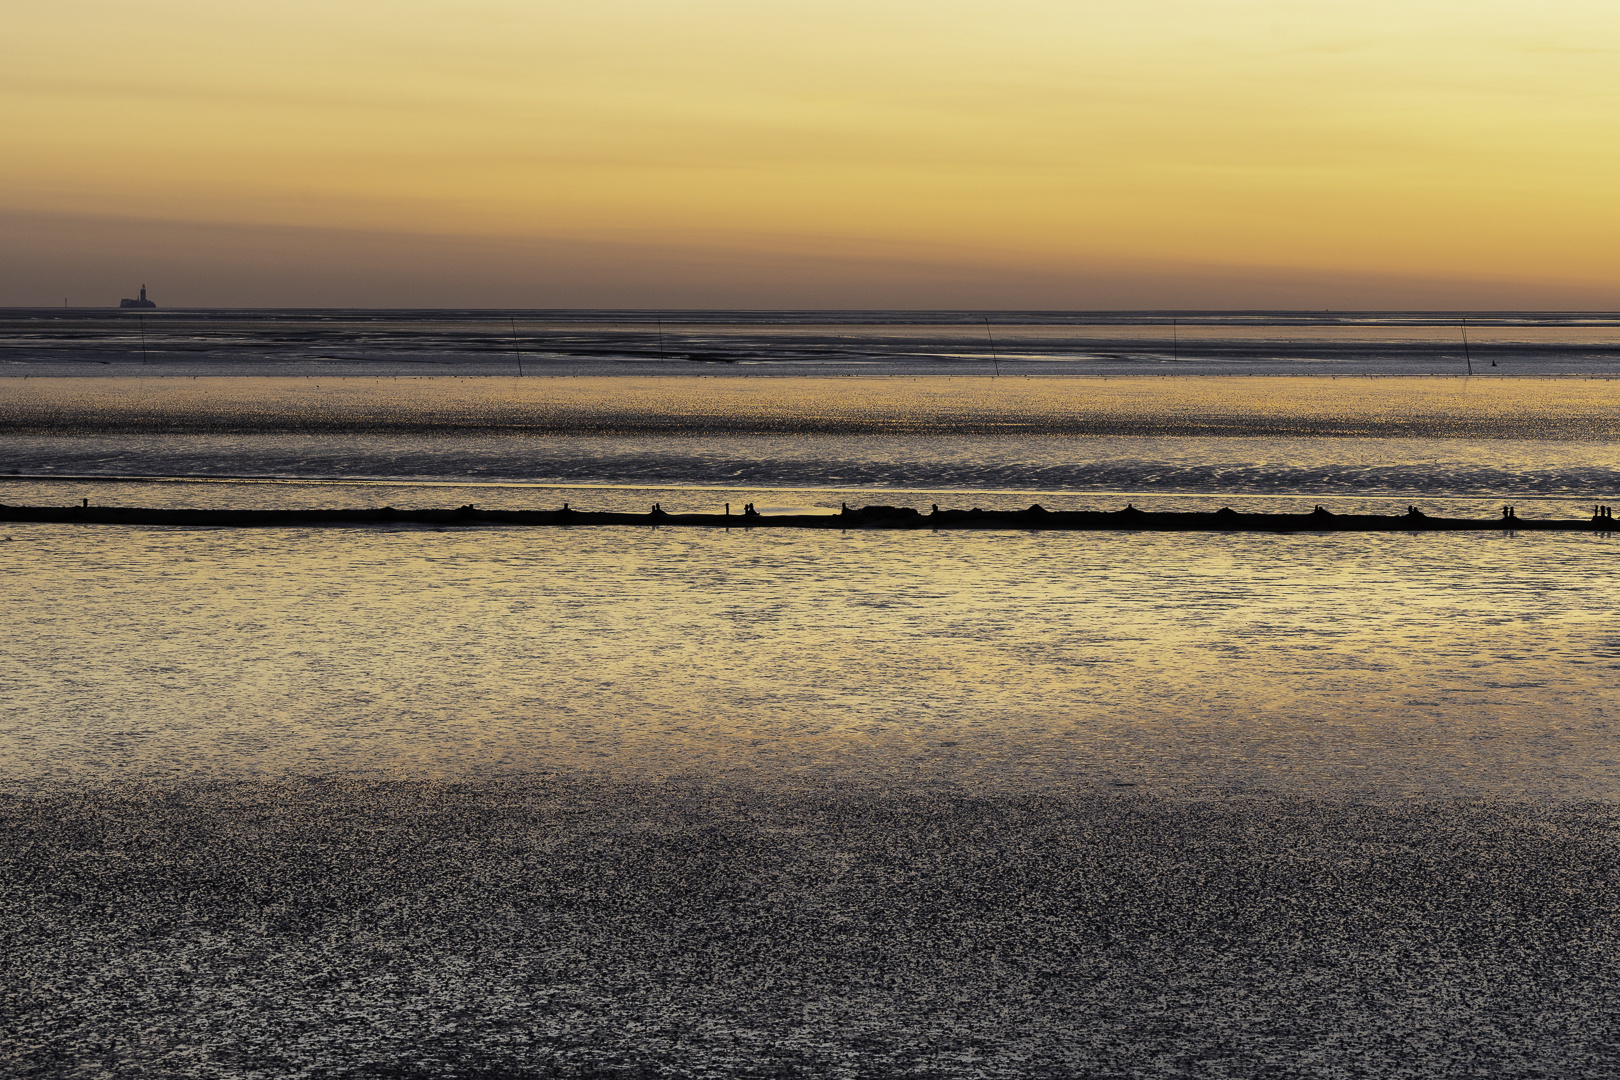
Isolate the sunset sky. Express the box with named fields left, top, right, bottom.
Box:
left=4, top=0, right=1617, bottom=308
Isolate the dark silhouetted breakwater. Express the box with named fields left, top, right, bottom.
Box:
left=2, top=501, right=1611, bottom=531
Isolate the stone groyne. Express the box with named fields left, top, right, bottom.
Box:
left=2, top=502, right=1612, bottom=532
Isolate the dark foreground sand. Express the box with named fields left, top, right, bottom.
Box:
left=3, top=776, right=1617, bottom=1079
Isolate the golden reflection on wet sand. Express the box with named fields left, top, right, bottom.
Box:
left=2, top=522, right=1614, bottom=800
left=3, top=375, right=1619, bottom=437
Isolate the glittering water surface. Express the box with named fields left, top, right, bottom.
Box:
left=2, top=372, right=1617, bottom=798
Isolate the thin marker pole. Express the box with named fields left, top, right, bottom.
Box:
left=1460, top=318, right=1473, bottom=376
left=138, top=313, right=149, bottom=365
left=657, top=318, right=665, bottom=358
left=1172, top=318, right=1178, bottom=361
left=983, top=316, right=1000, bottom=378
left=510, top=317, right=524, bottom=377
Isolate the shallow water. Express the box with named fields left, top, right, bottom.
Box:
left=2, top=431, right=1616, bottom=515
left=5, top=308, right=1620, bottom=377
left=3, top=376, right=1617, bottom=517
left=2, top=370, right=1617, bottom=799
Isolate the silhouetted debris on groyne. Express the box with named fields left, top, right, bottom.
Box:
left=0, top=502, right=1610, bottom=531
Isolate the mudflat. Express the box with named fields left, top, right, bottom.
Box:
left=4, top=776, right=1617, bottom=1078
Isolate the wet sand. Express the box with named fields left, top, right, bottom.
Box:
left=5, top=376, right=1620, bottom=439
left=5, top=776, right=1617, bottom=1078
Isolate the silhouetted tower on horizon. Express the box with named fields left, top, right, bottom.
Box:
left=120, top=284, right=156, bottom=309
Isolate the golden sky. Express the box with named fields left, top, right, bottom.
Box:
left=4, top=0, right=1617, bottom=307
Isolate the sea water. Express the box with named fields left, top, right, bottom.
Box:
left=4, top=308, right=1620, bottom=377
left=2, top=312, right=1617, bottom=799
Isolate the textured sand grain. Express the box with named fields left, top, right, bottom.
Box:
left=4, top=777, right=1618, bottom=1078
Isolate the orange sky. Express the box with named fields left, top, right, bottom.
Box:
left=4, top=0, right=1617, bottom=307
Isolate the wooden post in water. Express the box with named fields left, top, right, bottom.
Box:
left=983, top=316, right=1000, bottom=378
left=1461, top=318, right=1473, bottom=376
left=510, top=317, right=524, bottom=377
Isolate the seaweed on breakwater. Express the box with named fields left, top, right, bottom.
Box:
left=1, top=501, right=1612, bottom=532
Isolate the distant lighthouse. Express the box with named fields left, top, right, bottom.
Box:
left=119, top=285, right=156, bottom=309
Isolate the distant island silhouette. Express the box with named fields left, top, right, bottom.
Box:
left=119, top=285, right=156, bottom=309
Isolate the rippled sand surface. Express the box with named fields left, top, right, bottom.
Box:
left=5, top=778, right=1618, bottom=1079
left=5, top=377, right=1618, bottom=520
left=2, top=522, right=1616, bottom=799
left=5, top=374, right=1619, bottom=437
